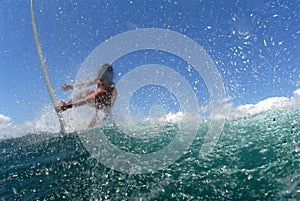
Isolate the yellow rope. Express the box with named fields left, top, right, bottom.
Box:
left=30, top=0, right=66, bottom=134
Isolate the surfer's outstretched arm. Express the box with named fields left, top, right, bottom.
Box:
left=61, top=77, right=98, bottom=91
left=55, top=93, right=95, bottom=112
left=55, top=87, right=106, bottom=112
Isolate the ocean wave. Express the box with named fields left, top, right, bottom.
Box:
left=0, top=108, right=299, bottom=199
left=0, top=89, right=299, bottom=140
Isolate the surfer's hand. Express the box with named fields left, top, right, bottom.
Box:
left=55, top=101, right=70, bottom=113
left=61, top=84, right=73, bottom=91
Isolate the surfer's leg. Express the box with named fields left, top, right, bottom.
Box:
left=88, top=107, right=112, bottom=128
left=88, top=112, right=100, bottom=128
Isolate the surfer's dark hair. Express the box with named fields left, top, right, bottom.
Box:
left=97, top=63, right=114, bottom=85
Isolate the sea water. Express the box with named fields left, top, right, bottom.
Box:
left=1, top=109, right=299, bottom=200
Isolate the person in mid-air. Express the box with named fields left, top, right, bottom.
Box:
left=55, top=63, right=117, bottom=128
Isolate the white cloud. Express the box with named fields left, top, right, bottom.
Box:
left=155, top=111, right=184, bottom=123
left=0, top=114, right=11, bottom=124
left=293, top=88, right=300, bottom=98
left=154, top=88, right=300, bottom=122
left=228, top=88, right=300, bottom=120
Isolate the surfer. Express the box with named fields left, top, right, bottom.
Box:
left=55, top=63, right=117, bottom=127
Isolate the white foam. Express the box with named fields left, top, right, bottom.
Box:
left=0, top=106, right=60, bottom=140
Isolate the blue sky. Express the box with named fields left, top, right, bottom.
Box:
left=0, top=0, right=299, bottom=124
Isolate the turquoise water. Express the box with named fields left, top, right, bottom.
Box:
left=1, top=109, right=299, bottom=200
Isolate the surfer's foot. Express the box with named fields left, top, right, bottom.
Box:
left=55, top=101, right=71, bottom=113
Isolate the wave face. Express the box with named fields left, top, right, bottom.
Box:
left=0, top=109, right=299, bottom=200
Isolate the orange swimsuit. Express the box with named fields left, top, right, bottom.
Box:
left=95, top=86, right=116, bottom=110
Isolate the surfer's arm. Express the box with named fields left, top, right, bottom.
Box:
left=55, top=92, right=97, bottom=112
left=71, top=87, right=106, bottom=107
left=61, top=77, right=98, bottom=91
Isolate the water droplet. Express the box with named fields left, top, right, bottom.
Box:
left=263, top=39, right=267, bottom=46
left=295, top=146, right=300, bottom=153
